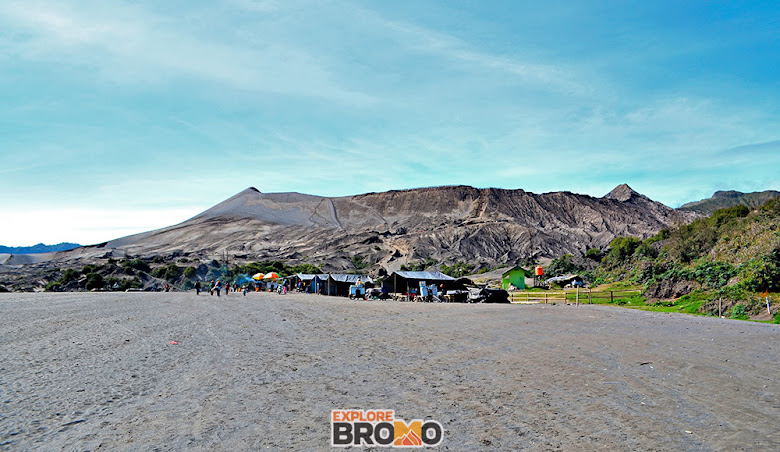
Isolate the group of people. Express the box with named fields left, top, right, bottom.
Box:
left=194, top=280, right=250, bottom=297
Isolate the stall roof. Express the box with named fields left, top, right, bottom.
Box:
left=328, top=274, right=372, bottom=283
left=393, top=271, right=456, bottom=281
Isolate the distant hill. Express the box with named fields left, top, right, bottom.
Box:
left=679, top=190, right=780, bottom=216
left=590, top=197, right=780, bottom=315
left=0, top=243, right=81, bottom=254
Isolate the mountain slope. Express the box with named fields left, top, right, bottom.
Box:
left=54, top=184, right=693, bottom=273
left=589, top=198, right=780, bottom=318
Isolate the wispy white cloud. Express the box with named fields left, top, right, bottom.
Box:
left=719, top=139, right=780, bottom=156
left=344, top=6, right=592, bottom=96
left=0, top=0, right=375, bottom=105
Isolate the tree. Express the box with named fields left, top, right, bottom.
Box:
left=603, top=237, right=642, bottom=267
left=585, top=248, right=603, bottom=262
left=546, top=254, right=582, bottom=277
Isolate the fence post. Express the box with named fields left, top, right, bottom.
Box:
left=719, top=297, right=722, bottom=317
left=545, top=293, right=548, bottom=304
left=588, top=288, right=592, bottom=304
left=610, top=291, right=614, bottom=303
left=576, top=286, right=579, bottom=306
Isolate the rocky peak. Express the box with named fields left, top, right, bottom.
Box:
left=604, top=184, right=640, bottom=202
left=712, top=190, right=742, bottom=199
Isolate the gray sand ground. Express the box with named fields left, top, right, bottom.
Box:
left=1, top=292, right=778, bottom=451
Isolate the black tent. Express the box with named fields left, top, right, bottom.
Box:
left=467, top=287, right=510, bottom=303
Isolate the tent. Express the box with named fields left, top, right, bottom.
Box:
left=468, top=287, right=510, bottom=303
left=545, top=274, right=583, bottom=287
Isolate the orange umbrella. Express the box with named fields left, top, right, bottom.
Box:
left=252, top=273, right=265, bottom=281
left=263, top=272, right=280, bottom=280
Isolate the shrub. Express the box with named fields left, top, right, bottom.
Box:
left=603, top=237, right=642, bottom=267
left=60, top=268, right=80, bottom=284
left=183, top=266, right=197, bottom=279
left=45, top=281, right=61, bottom=292
left=122, top=259, right=151, bottom=273
left=633, top=242, right=658, bottom=260
left=759, top=198, right=780, bottom=216
left=546, top=254, right=582, bottom=277
left=590, top=277, right=606, bottom=286
left=441, top=262, right=475, bottom=277
left=730, top=303, right=748, bottom=320
left=585, top=248, right=603, bottom=262
left=85, top=273, right=104, bottom=290
left=664, top=205, right=751, bottom=263
left=646, top=228, right=671, bottom=244
left=352, top=255, right=369, bottom=271
left=636, top=261, right=671, bottom=284
left=709, top=205, right=750, bottom=229
left=152, top=264, right=183, bottom=281
left=692, top=261, right=737, bottom=289
left=739, top=252, right=780, bottom=292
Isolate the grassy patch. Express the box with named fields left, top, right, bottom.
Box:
left=673, top=291, right=709, bottom=314
left=585, top=292, right=647, bottom=307
left=580, top=287, right=708, bottom=315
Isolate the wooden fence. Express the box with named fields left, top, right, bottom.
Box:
left=510, top=289, right=643, bottom=305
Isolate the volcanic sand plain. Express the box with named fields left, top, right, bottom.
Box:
left=1, top=291, right=778, bottom=451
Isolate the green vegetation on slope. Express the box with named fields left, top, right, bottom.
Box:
left=678, top=190, right=780, bottom=216
left=583, top=198, right=780, bottom=319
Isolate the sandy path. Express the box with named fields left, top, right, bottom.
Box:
left=1, top=292, right=778, bottom=451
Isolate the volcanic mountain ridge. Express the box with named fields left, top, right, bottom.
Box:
left=43, top=184, right=693, bottom=272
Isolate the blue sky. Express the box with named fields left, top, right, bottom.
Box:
left=1, top=0, right=779, bottom=246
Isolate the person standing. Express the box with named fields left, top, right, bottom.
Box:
left=215, top=280, right=222, bottom=297
left=195, top=281, right=201, bottom=295
left=209, top=280, right=215, bottom=296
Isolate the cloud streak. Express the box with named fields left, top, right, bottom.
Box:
left=0, top=0, right=375, bottom=105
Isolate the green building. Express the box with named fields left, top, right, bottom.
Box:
left=501, top=266, right=531, bottom=290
